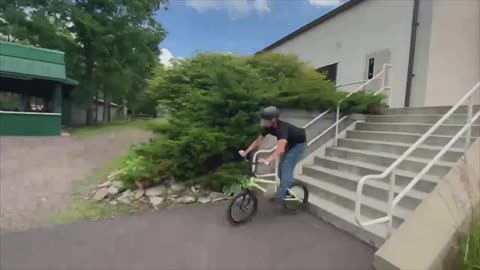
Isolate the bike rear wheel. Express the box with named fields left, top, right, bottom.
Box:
left=227, top=190, right=258, bottom=225
left=283, top=182, right=309, bottom=211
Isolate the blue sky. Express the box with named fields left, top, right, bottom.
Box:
left=154, top=0, right=345, bottom=61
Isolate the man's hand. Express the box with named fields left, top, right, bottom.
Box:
left=239, top=150, right=247, bottom=158
left=258, top=158, right=270, bottom=165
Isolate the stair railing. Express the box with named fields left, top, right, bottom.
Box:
left=355, top=81, right=480, bottom=238
left=334, top=63, right=392, bottom=146
left=252, top=66, right=392, bottom=177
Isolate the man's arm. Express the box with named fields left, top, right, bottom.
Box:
left=264, top=139, right=287, bottom=164
left=243, top=135, right=265, bottom=156
left=262, top=124, right=288, bottom=164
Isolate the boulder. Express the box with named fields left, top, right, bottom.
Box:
left=145, top=186, right=166, bottom=197
left=98, top=180, right=112, bottom=188
left=93, top=188, right=109, bottom=201
left=107, top=186, right=119, bottom=196
left=175, top=196, right=196, bottom=204
left=170, top=183, right=184, bottom=193
left=197, top=197, right=210, bottom=204
left=134, top=189, right=145, bottom=200
left=149, top=196, right=164, bottom=206
left=208, top=192, right=226, bottom=202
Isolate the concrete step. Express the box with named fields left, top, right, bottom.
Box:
left=313, top=153, right=440, bottom=193
left=346, top=130, right=476, bottom=148
left=303, top=164, right=425, bottom=210
left=298, top=174, right=411, bottom=229
left=307, top=192, right=387, bottom=248
left=337, top=138, right=464, bottom=162
left=324, top=147, right=454, bottom=177
left=367, top=114, right=480, bottom=125
left=356, top=122, right=480, bottom=137
left=382, top=105, right=480, bottom=115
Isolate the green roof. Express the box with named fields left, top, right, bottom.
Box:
left=0, top=41, right=66, bottom=80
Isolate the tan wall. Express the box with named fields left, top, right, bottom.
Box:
left=423, top=0, right=480, bottom=106
left=374, top=140, right=480, bottom=270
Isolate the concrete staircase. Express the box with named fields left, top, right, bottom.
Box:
left=296, top=106, right=480, bottom=248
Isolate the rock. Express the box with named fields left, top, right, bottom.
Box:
left=145, top=186, right=166, bottom=197
left=93, top=188, right=109, bottom=201
left=110, top=201, right=118, bottom=206
left=208, top=192, right=226, bottom=202
left=98, top=180, right=112, bottom=188
left=134, top=189, right=145, bottom=200
left=112, top=181, right=124, bottom=190
left=191, top=186, right=197, bottom=193
left=107, top=171, right=120, bottom=181
left=197, top=197, right=210, bottom=204
left=171, top=193, right=179, bottom=199
left=175, top=196, right=196, bottom=204
left=118, top=197, right=131, bottom=204
left=170, top=183, right=184, bottom=193
left=107, top=186, right=119, bottom=195
left=149, top=196, right=164, bottom=206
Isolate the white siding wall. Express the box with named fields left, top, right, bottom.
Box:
left=423, top=0, right=480, bottom=106
left=269, top=0, right=414, bottom=108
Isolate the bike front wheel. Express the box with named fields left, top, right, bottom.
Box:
left=226, top=190, right=258, bottom=225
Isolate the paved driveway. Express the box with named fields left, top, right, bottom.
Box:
left=0, top=201, right=374, bottom=270
left=0, top=130, right=152, bottom=232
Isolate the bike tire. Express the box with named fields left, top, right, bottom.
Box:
left=226, top=190, right=258, bottom=225
left=283, top=182, right=309, bottom=211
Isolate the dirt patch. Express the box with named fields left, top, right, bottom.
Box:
left=0, top=129, right=153, bottom=232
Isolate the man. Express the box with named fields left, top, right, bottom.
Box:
left=239, top=106, right=307, bottom=204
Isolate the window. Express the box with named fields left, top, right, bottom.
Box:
left=317, top=63, right=338, bottom=83
left=0, top=92, right=21, bottom=111
left=367, top=58, right=375, bottom=79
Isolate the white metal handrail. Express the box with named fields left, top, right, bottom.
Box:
left=253, top=66, right=392, bottom=176
left=355, top=81, right=480, bottom=238
left=334, top=64, right=392, bottom=146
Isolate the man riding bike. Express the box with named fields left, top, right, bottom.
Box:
left=239, top=106, right=307, bottom=205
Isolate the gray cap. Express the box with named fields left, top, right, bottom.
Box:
left=260, top=106, right=280, bottom=120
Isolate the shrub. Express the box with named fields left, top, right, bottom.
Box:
left=120, top=52, right=386, bottom=190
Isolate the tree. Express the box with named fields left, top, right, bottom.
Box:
left=0, top=0, right=167, bottom=125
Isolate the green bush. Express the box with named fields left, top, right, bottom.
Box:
left=119, top=53, right=386, bottom=190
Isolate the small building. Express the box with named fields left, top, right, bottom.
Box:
left=0, top=41, right=77, bottom=136
left=259, top=0, right=480, bottom=108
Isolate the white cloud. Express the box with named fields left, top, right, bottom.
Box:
left=159, top=48, right=175, bottom=67
left=308, top=0, right=344, bottom=8
left=185, top=0, right=270, bottom=18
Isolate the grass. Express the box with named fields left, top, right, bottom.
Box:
left=459, top=219, right=480, bottom=270
left=45, top=154, right=149, bottom=226
left=69, top=118, right=167, bottom=138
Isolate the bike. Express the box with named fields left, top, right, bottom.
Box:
left=226, top=157, right=309, bottom=225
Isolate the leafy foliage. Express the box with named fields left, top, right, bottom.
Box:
left=120, top=53, right=386, bottom=190
left=0, top=0, right=167, bottom=123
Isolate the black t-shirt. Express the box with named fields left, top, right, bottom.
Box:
left=261, top=120, right=306, bottom=150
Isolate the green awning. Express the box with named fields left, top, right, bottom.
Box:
left=0, top=71, right=78, bottom=86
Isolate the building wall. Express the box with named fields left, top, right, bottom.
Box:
left=423, top=0, right=480, bottom=106
left=268, top=0, right=414, bottom=108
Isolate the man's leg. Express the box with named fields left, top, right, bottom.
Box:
left=275, top=143, right=306, bottom=204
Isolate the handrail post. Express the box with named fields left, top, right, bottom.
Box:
left=465, top=96, right=473, bottom=152
left=384, top=64, right=392, bottom=107
left=386, top=170, right=395, bottom=238
left=334, top=104, right=340, bottom=147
